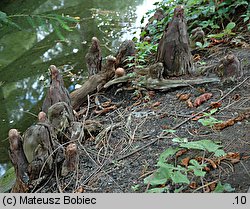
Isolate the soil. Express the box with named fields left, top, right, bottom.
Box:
left=34, top=42, right=250, bottom=193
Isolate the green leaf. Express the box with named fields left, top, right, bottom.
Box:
left=223, top=183, right=235, bottom=192
left=158, top=147, right=181, bottom=164
left=59, top=15, right=79, bottom=23
left=51, top=20, right=65, bottom=40
left=56, top=17, right=72, bottom=31
left=163, top=129, right=176, bottom=133
left=209, top=108, right=218, bottom=115
left=225, top=22, right=235, bottom=31
left=195, top=41, right=203, bottom=48
left=147, top=186, right=169, bottom=193
left=172, top=137, right=188, bottom=143
left=27, top=16, right=36, bottom=28
left=131, top=184, right=140, bottom=191
left=0, top=11, right=8, bottom=23
left=180, top=140, right=223, bottom=153
left=170, top=170, right=190, bottom=184
left=188, top=159, right=207, bottom=177
left=213, top=182, right=235, bottom=193
left=0, top=167, right=16, bottom=193
left=214, top=149, right=226, bottom=157
left=144, top=167, right=171, bottom=186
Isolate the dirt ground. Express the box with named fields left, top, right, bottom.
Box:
left=38, top=43, right=250, bottom=193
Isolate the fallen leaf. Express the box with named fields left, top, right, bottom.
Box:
left=151, top=101, right=161, bottom=108
left=192, top=114, right=203, bottom=121
left=176, top=149, right=188, bottom=157
left=181, top=157, right=190, bottom=167
left=177, top=93, right=191, bottom=101
left=75, top=186, right=84, bottom=193
left=210, top=101, right=222, bottom=108
left=209, top=182, right=217, bottom=191
left=189, top=181, right=197, bottom=189
left=204, top=166, right=210, bottom=172
left=101, top=100, right=112, bottom=108
left=193, top=54, right=201, bottom=62
left=94, top=105, right=117, bottom=115
left=186, top=98, right=194, bottom=108
left=213, top=119, right=235, bottom=130
left=194, top=93, right=213, bottom=107
left=226, top=152, right=240, bottom=159
left=204, top=158, right=217, bottom=169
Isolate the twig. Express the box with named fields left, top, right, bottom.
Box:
left=192, top=179, right=218, bottom=193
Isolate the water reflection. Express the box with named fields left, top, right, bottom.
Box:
left=0, top=0, right=158, bottom=176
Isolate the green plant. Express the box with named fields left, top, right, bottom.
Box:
left=131, top=184, right=140, bottom=191
left=144, top=139, right=227, bottom=193
left=0, top=11, right=79, bottom=40
left=208, top=22, right=236, bottom=39
left=198, top=108, right=223, bottom=128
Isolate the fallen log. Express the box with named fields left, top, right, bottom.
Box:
left=144, top=77, right=220, bottom=90
left=104, top=70, right=220, bottom=91
left=70, top=56, right=116, bottom=110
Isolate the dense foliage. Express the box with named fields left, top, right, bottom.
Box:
left=134, top=0, right=249, bottom=66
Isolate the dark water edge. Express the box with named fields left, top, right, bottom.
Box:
left=0, top=0, right=158, bottom=176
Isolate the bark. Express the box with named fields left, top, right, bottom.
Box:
left=61, top=143, right=78, bottom=176
left=42, top=65, right=72, bottom=114
left=8, top=129, right=29, bottom=192
left=22, top=112, right=54, bottom=180
left=85, top=37, right=102, bottom=77
left=70, top=56, right=116, bottom=110
left=48, top=102, right=75, bottom=143
left=156, top=5, right=195, bottom=77
left=104, top=72, right=219, bottom=91
left=115, top=40, right=135, bottom=68
left=216, top=52, right=242, bottom=82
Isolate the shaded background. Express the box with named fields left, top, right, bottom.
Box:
left=0, top=0, right=158, bottom=176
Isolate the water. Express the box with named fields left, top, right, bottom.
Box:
left=0, top=0, right=158, bottom=176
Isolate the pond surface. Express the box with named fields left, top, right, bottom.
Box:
left=0, top=0, right=158, bottom=176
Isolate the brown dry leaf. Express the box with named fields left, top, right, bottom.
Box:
left=101, top=100, right=112, bottom=108
left=176, top=149, right=188, bottom=157
left=192, top=114, right=203, bottom=121
left=209, top=182, right=217, bottom=192
left=181, top=157, right=190, bottom=167
left=210, top=101, right=222, bottom=108
left=204, top=158, right=217, bottom=169
left=213, top=119, right=235, bottom=130
left=193, top=54, right=201, bottom=62
left=151, top=101, right=161, bottom=108
left=186, top=98, right=194, bottom=108
left=178, top=93, right=191, bottom=101
left=194, top=93, right=213, bottom=107
left=75, top=186, right=84, bottom=193
left=204, top=166, right=210, bottom=172
left=226, top=152, right=240, bottom=159
left=94, top=105, right=117, bottom=115
left=189, top=181, right=197, bottom=189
